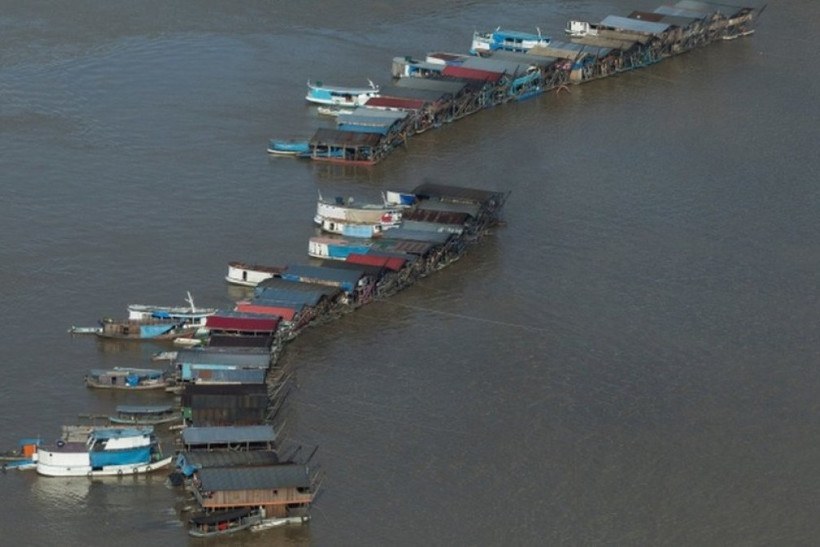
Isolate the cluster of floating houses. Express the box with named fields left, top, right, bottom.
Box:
left=2, top=1, right=762, bottom=539
left=269, top=0, right=762, bottom=165
left=3, top=180, right=508, bottom=538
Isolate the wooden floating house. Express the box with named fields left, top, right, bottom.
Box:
left=180, top=384, right=271, bottom=427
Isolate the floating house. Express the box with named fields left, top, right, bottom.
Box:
left=181, top=425, right=278, bottom=452
left=180, top=384, right=271, bottom=426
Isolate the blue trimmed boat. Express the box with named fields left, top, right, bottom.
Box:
left=35, top=426, right=173, bottom=477
left=469, top=27, right=551, bottom=55
left=305, top=79, right=380, bottom=107
left=266, top=139, right=310, bottom=156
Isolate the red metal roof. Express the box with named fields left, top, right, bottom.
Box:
left=441, top=65, right=504, bottom=83
left=235, top=303, right=297, bottom=322
left=345, top=253, right=407, bottom=272
left=365, top=96, right=426, bottom=110
left=206, top=314, right=279, bottom=332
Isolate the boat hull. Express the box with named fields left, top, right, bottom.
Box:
left=36, top=455, right=173, bottom=477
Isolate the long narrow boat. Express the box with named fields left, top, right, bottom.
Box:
left=85, top=367, right=170, bottom=390
left=470, top=27, right=550, bottom=55
left=305, top=79, right=380, bottom=106
left=266, top=139, right=310, bottom=156
left=109, top=404, right=179, bottom=426
left=126, top=292, right=216, bottom=328
left=188, top=508, right=263, bottom=538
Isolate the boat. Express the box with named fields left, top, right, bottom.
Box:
left=1, top=438, right=40, bottom=471
left=126, top=292, right=216, bottom=328
left=85, top=367, right=170, bottom=390
left=470, top=27, right=550, bottom=55
left=565, top=20, right=598, bottom=37
left=305, top=79, right=380, bottom=107
left=109, top=404, right=179, bottom=426
left=188, top=508, right=263, bottom=538
left=35, top=426, right=173, bottom=477
left=225, top=261, right=286, bottom=287
left=68, top=326, right=102, bottom=335
left=173, top=335, right=204, bottom=347
left=317, top=217, right=396, bottom=238
left=315, top=192, right=406, bottom=226
left=250, top=514, right=311, bottom=532
left=151, top=350, right=178, bottom=362
left=266, top=139, right=310, bottom=156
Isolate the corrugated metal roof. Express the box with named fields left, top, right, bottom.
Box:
left=402, top=208, right=471, bottom=225
left=198, top=464, right=311, bottom=491
left=175, top=347, right=271, bottom=367
left=190, top=367, right=268, bottom=384
left=179, top=449, right=280, bottom=469
left=383, top=227, right=451, bottom=245
left=182, top=424, right=277, bottom=445
left=206, top=312, right=279, bottom=332
left=412, top=182, right=504, bottom=205
left=630, top=10, right=700, bottom=28
left=254, top=277, right=339, bottom=299
left=345, top=253, right=407, bottom=271
left=488, top=50, right=559, bottom=67
left=253, top=289, right=325, bottom=307
left=365, top=96, right=426, bottom=110
left=394, top=77, right=467, bottom=95
left=182, top=383, right=267, bottom=398
left=319, top=259, right=384, bottom=278
left=528, top=42, right=589, bottom=60
left=369, top=239, right=434, bottom=256
left=340, top=108, right=409, bottom=122
left=415, top=199, right=482, bottom=217
left=309, top=128, right=382, bottom=147
left=571, top=35, right=636, bottom=51
left=283, top=264, right=365, bottom=285
left=599, top=15, right=670, bottom=34
left=208, top=335, right=274, bottom=348
left=441, top=65, right=504, bottom=82
left=460, top=56, right=530, bottom=75
left=378, top=85, right=449, bottom=102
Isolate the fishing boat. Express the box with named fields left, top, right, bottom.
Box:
left=85, top=367, right=170, bottom=390
left=109, top=404, right=179, bottom=426
left=35, top=426, right=173, bottom=477
left=266, top=139, right=310, bottom=156
left=470, top=27, right=550, bottom=55
left=96, top=317, right=200, bottom=340
left=225, top=261, right=286, bottom=287
left=317, top=217, right=396, bottom=238
left=188, top=508, right=264, bottom=538
left=305, top=79, right=380, bottom=107
left=127, top=292, right=216, bottom=328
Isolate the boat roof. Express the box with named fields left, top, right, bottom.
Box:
left=92, top=427, right=152, bottom=440
left=115, top=404, right=174, bottom=414
left=485, top=28, right=548, bottom=40
left=88, top=368, right=164, bottom=377
left=182, top=425, right=277, bottom=445
left=197, top=464, right=311, bottom=491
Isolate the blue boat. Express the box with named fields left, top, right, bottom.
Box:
left=305, top=79, right=380, bottom=107
left=267, top=139, right=310, bottom=156
left=470, top=27, right=550, bottom=55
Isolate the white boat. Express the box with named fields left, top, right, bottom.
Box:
left=127, top=292, right=216, bottom=328
left=315, top=192, right=406, bottom=226
left=565, top=20, right=598, bottom=37
left=317, top=217, right=396, bottom=238
left=266, top=139, right=310, bottom=156
left=250, top=515, right=311, bottom=531
left=36, top=426, right=173, bottom=477
left=470, top=27, right=550, bottom=55
left=225, top=261, right=286, bottom=287
left=305, top=79, right=380, bottom=107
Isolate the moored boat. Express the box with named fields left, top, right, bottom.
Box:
left=1, top=438, right=41, bottom=471
left=35, top=426, right=173, bottom=477
left=127, top=292, right=216, bottom=328
left=316, top=105, right=355, bottom=117
left=188, top=508, right=263, bottom=538
left=266, top=139, right=310, bottom=156
left=305, top=79, right=380, bottom=106
left=470, top=27, right=550, bottom=55
left=96, top=317, right=199, bottom=340
left=314, top=192, right=405, bottom=226
left=225, top=261, right=287, bottom=287
left=85, top=367, right=170, bottom=390
left=109, top=404, right=179, bottom=426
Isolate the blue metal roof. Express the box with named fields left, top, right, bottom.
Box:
left=384, top=227, right=452, bottom=245
left=282, top=264, right=365, bottom=291
left=175, top=348, right=271, bottom=367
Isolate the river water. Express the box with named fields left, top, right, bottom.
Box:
left=1, top=1, right=819, bottom=545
